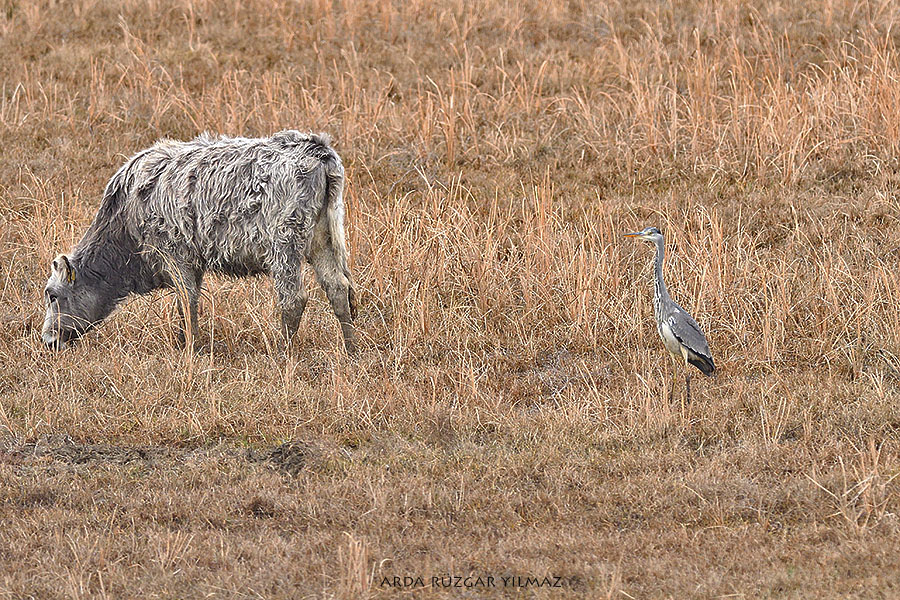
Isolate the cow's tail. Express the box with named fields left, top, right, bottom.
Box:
left=321, top=142, right=357, bottom=319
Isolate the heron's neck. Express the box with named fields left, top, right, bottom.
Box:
left=652, top=237, right=670, bottom=305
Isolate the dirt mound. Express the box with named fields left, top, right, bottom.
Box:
left=3, top=434, right=172, bottom=465
left=246, top=440, right=316, bottom=476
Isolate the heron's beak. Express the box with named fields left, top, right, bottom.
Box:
left=623, top=232, right=642, bottom=238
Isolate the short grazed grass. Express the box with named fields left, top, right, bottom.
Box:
left=2, top=0, right=900, bottom=597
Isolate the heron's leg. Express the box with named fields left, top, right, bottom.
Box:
left=666, top=354, right=678, bottom=403
left=685, top=372, right=692, bottom=405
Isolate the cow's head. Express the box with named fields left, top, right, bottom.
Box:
left=41, top=255, right=103, bottom=350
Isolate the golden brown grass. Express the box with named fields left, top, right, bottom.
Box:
left=2, top=0, right=900, bottom=597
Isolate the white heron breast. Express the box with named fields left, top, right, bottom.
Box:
left=658, top=320, right=687, bottom=363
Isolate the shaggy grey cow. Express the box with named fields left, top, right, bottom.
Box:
left=41, top=130, right=357, bottom=353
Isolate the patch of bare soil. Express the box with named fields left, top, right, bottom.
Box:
left=0, top=434, right=324, bottom=476
left=4, top=434, right=174, bottom=464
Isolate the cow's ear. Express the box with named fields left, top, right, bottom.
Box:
left=52, top=254, right=76, bottom=284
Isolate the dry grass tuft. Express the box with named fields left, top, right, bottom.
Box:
left=3, top=0, right=900, bottom=597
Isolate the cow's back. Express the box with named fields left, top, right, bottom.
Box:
left=124, top=132, right=332, bottom=278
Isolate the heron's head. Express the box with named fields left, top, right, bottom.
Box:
left=624, top=226, right=663, bottom=243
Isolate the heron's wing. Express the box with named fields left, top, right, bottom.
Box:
left=666, top=309, right=715, bottom=375
left=665, top=306, right=712, bottom=359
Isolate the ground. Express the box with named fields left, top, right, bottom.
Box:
left=2, top=0, right=900, bottom=598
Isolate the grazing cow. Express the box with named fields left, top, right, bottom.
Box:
left=41, top=130, right=357, bottom=353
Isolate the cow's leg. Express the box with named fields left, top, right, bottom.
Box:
left=273, top=265, right=308, bottom=350
left=309, top=247, right=357, bottom=355
left=174, top=268, right=202, bottom=350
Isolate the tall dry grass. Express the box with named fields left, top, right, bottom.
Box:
left=2, top=0, right=900, bottom=597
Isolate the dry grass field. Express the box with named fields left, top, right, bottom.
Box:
left=2, top=0, right=900, bottom=597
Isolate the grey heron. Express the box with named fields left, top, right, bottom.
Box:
left=624, top=226, right=714, bottom=403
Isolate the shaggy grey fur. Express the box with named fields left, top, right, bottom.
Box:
left=41, top=130, right=357, bottom=353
